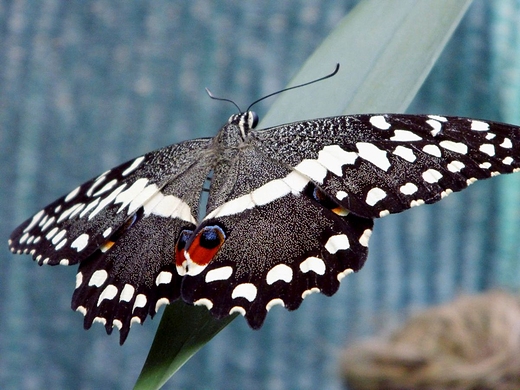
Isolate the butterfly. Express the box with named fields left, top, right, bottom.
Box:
left=8, top=71, right=520, bottom=344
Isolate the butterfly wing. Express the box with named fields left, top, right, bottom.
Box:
left=9, top=139, right=210, bottom=265
left=181, top=114, right=520, bottom=328
left=253, top=114, right=520, bottom=218
left=9, top=138, right=214, bottom=343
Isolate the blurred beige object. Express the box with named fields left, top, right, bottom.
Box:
left=340, top=291, right=520, bottom=390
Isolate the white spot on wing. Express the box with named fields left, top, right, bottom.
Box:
left=155, top=271, right=173, bottom=286
left=204, top=193, right=254, bottom=220
left=266, top=264, right=293, bottom=285
left=503, top=156, right=514, bottom=165
left=114, top=178, right=151, bottom=213
left=120, top=284, right=135, bottom=302
left=130, top=317, right=141, bottom=326
left=122, top=156, right=145, bottom=176
left=359, top=229, right=372, bottom=247
left=318, top=145, right=358, bottom=176
left=299, top=257, right=326, bottom=275
left=71, top=233, right=89, bottom=252
left=366, top=187, right=386, bottom=206
left=266, top=298, right=284, bottom=311
left=51, top=229, right=67, bottom=245
left=369, top=115, right=391, bottom=129
left=42, top=217, right=56, bottom=232
left=400, top=182, right=418, bottom=195
left=337, top=268, right=353, bottom=282
left=422, top=168, right=443, bottom=183
left=390, top=130, right=422, bottom=142
left=155, top=298, right=170, bottom=312
left=500, top=138, right=513, bottom=148
left=447, top=160, right=465, bottom=173
left=393, top=146, right=416, bottom=162
left=93, top=317, right=107, bottom=325
left=282, top=171, right=309, bottom=194
left=229, top=306, right=246, bottom=316
left=75, top=272, right=83, bottom=289
left=97, top=284, right=118, bottom=306
left=428, top=115, right=447, bottom=122
left=426, top=118, right=443, bottom=136
left=145, top=191, right=196, bottom=223
left=132, top=294, right=147, bottom=312
left=86, top=172, right=108, bottom=197
left=65, top=186, right=81, bottom=202
left=302, top=287, right=320, bottom=299
left=93, top=179, right=118, bottom=197
left=22, top=210, right=45, bottom=233
left=356, top=143, right=391, bottom=171
left=325, top=234, right=350, bottom=254
left=471, top=120, right=489, bottom=131
left=251, top=179, right=291, bottom=206
left=410, top=199, right=425, bottom=207
left=232, top=283, right=257, bottom=302
left=422, top=144, right=442, bottom=157
left=76, top=306, right=87, bottom=315
left=89, top=270, right=108, bottom=287
left=479, top=143, right=495, bottom=156
left=336, top=190, right=348, bottom=200
left=439, top=140, right=468, bottom=154
left=194, top=298, right=213, bottom=310
left=58, top=256, right=68, bottom=264
left=294, top=159, right=327, bottom=183
left=113, top=319, right=123, bottom=330
left=102, top=227, right=113, bottom=238
left=205, top=266, right=233, bottom=283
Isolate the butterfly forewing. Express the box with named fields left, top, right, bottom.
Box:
left=254, top=114, right=520, bottom=219
left=9, top=138, right=211, bottom=266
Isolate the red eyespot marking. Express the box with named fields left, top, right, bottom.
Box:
left=185, top=225, right=227, bottom=267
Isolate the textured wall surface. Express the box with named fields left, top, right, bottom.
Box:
left=1, top=1, right=520, bottom=389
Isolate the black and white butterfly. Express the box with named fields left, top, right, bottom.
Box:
left=9, top=88, right=520, bottom=344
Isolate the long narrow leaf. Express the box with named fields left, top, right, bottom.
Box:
left=134, top=0, right=473, bottom=388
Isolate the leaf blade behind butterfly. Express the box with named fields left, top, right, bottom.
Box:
left=260, top=0, right=473, bottom=127
left=135, top=0, right=473, bottom=388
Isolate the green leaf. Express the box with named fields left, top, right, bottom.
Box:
left=134, top=0, right=473, bottom=388
left=134, top=301, right=237, bottom=390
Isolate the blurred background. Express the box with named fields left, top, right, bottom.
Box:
left=1, top=1, right=520, bottom=389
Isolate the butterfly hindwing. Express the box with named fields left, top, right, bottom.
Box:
left=182, top=182, right=373, bottom=328
left=72, top=209, right=187, bottom=344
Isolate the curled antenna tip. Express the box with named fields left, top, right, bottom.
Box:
left=205, top=88, right=242, bottom=112
left=246, top=63, right=341, bottom=112
left=205, top=88, right=215, bottom=98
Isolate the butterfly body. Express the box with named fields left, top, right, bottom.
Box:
left=9, top=110, right=520, bottom=343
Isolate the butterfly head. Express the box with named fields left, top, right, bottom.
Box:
left=228, top=111, right=259, bottom=137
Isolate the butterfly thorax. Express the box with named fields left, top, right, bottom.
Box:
left=209, top=111, right=259, bottom=162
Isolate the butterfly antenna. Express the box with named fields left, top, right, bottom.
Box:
left=246, top=63, right=340, bottom=112
left=205, top=88, right=242, bottom=113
